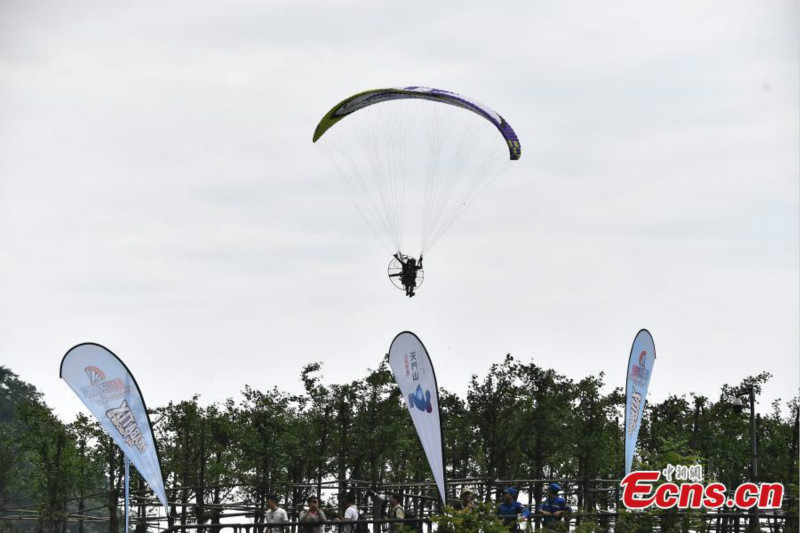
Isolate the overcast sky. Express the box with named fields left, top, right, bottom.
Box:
left=1, top=1, right=798, bottom=423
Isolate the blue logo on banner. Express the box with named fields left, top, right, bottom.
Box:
left=409, top=384, right=433, bottom=413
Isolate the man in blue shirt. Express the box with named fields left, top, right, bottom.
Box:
left=497, top=487, right=530, bottom=532
left=537, top=483, right=572, bottom=530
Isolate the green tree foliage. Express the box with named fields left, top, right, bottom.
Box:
left=0, top=358, right=797, bottom=532
left=1, top=367, right=109, bottom=533
left=432, top=502, right=509, bottom=533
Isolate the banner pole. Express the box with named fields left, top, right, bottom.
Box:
left=125, top=454, right=130, bottom=533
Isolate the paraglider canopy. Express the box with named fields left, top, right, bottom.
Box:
left=313, top=86, right=521, bottom=160
left=313, top=85, right=521, bottom=267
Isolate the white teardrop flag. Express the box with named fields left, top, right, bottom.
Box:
left=60, top=343, right=168, bottom=508
left=624, top=329, right=656, bottom=475
left=388, top=331, right=446, bottom=505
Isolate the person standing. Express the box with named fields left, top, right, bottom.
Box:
left=497, top=487, right=530, bottom=532
left=537, top=483, right=572, bottom=530
left=299, top=495, right=327, bottom=533
left=265, top=494, right=289, bottom=533
left=387, top=493, right=406, bottom=533
left=335, top=493, right=360, bottom=533
left=452, top=490, right=476, bottom=511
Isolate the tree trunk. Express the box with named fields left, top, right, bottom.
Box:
left=317, top=404, right=332, bottom=498
left=78, top=437, right=86, bottom=533
left=788, top=407, right=798, bottom=485
left=210, top=450, right=223, bottom=527
left=691, top=398, right=703, bottom=451
left=135, top=477, right=147, bottom=533
left=196, top=421, right=206, bottom=532
left=108, top=444, right=119, bottom=533
left=337, top=393, right=351, bottom=517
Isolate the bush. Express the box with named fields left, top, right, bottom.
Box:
left=431, top=502, right=511, bottom=533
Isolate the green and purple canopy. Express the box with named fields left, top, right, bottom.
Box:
left=313, top=86, right=521, bottom=160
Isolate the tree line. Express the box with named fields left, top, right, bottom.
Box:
left=0, top=355, right=797, bottom=532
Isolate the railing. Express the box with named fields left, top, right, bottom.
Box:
left=163, top=518, right=432, bottom=533
left=1, top=509, right=794, bottom=533
left=3, top=478, right=795, bottom=533
left=157, top=512, right=795, bottom=533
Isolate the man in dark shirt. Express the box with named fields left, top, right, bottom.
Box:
left=390, top=253, right=423, bottom=297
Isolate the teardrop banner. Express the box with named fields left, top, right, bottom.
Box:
left=388, top=331, right=447, bottom=505
left=60, top=343, right=168, bottom=508
left=624, top=329, right=656, bottom=475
